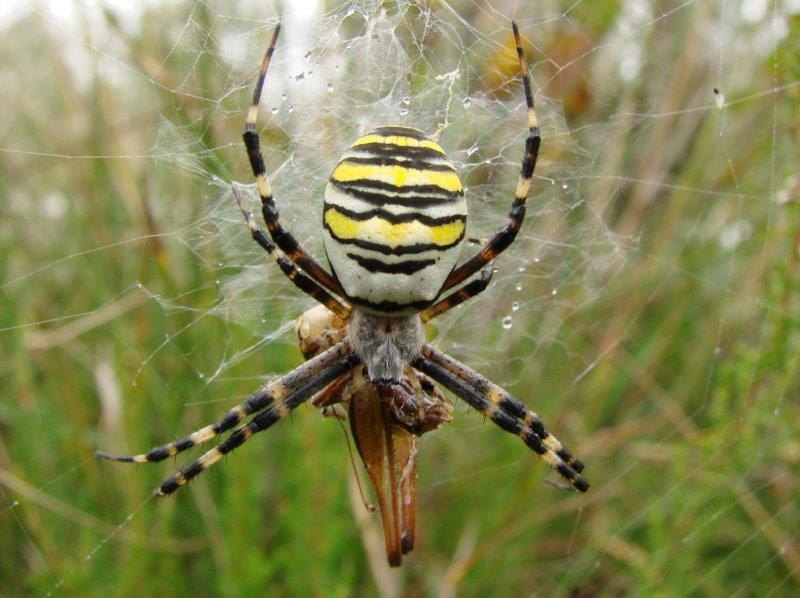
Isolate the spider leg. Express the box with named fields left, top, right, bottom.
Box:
left=420, top=264, right=495, bottom=322
left=411, top=344, right=588, bottom=492
left=97, top=342, right=358, bottom=467
left=232, top=186, right=351, bottom=319
left=439, top=21, right=539, bottom=293
left=242, top=23, right=345, bottom=297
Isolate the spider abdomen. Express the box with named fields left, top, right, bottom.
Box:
left=323, top=126, right=467, bottom=314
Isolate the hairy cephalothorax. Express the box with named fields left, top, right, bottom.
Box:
left=347, top=311, right=424, bottom=385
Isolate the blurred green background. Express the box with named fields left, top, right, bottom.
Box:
left=1, top=0, right=799, bottom=595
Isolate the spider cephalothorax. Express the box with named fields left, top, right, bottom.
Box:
left=98, top=19, right=588, bottom=567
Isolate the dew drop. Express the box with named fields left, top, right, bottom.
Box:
left=551, top=288, right=558, bottom=296
left=462, top=97, right=471, bottom=108
left=515, top=282, right=523, bottom=292
left=501, top=316, right=513, bottom=330
left=511, top=301, right=520, bottom=312
left=270, top=106, right=278, bottom=115
left=294, top=72, right=305, bottom=85
left=198, top=372, right=205, bottom=380
left=304, top=50, right=312, bottom=63
left=326, top=81, right=335, bottom=93
left=562, top=182, right=569, bottom=190
left=281, top=92, right=287, bottom=101
left=517, top=266, right=526, bottom=273
left=533, top=256, right=540, bottom=263
left=713, top=87, right=725, bottom=108
left=287, top=104, right=294, bottom=114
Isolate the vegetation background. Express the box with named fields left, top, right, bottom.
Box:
left=1, top=0, right=798, bottom=595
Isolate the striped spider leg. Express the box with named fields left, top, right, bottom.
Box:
left=232, top=185, right=351, bottom=319
left=413, top=345, right=588, bottom=492
left=428, top=21, right=541, bottom=307
left=242, top=23, right=345, bottom=298
left=97, top=342, right=360, bottom=496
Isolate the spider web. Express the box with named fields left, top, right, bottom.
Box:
left=1, top=0, right=799, bottom=594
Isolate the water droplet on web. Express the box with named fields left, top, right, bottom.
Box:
left=215, top=279, right=221, bottom=285
left=326, top=81, right=335, bottom=93
left=304, top=50, right=312, bottom=63
left=511, top=301, right=520, bottom=312
left=515, top=282, right=523, bottom=292
left=501, top=316, right=513, bottom=330
left=287, top=105, right=294, bottom=114
left=294, top=72, right=305, bottom=85
left=281, top=92, right=287, bottom=101
left=713, top=87, right=725, bottom=108
left=551, top=288, right=558, bottom=296
left=533, top=256, right=540, bottom=263
left=270, top=106, right=278, bottom=115
left=462, top=97, right=471, bottom=108
left=562, top=182, right=569, bottom=190
left=198, top=372, right=205, bottom=380
left=261, top=318, right=266, bottom=324
left=518, top=266, right=526, bottom=273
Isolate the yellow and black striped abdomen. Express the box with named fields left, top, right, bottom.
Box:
left=323, top=126, right=467, bottom=314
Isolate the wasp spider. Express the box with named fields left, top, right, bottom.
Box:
left=98, top=22, right=588, bottom=512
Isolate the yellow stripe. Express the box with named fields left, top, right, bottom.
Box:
left=331, top=162, right=462, bottom=193
left=352, top=134, right=446, bottom=154
left=325, top=208, right=464, bottom=248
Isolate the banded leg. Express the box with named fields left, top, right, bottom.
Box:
left=233, top=186, right=351, bottom=319
left=420, top=265, right=495, bottom=322
left=412, top=344, right=588, bottom=492
left=440, top=21, right=539, bottom=293
left=97, top=343, right=359, bottom=487
left=243, top=24, right=345, bottom=297
left=156, top=354, right=357, bottom=496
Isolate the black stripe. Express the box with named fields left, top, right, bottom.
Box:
left=351, top=142, right=445, bottom=160
left=325, top=203, right=465, bottom=228
left=330, top=176, right=463, bottom=199
left=372, top=126, right=427, bottom=139
left=324, top=224, right=464, bottom=255
left=346, top=253, right=436, bottom=275
left=347, top=295, right=432, bottom=313
left=329, top=179, right=462, bottom=209
left=340, top=155, right=455, bottom=172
